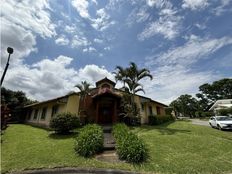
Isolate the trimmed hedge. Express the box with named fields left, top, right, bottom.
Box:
left=113, top=123, right=148, bottom=163
left=148, top=115, right=175, bottom=125
left=74, top=124, right=103, bottom=157
left=49, top=112, right=79, bottom=134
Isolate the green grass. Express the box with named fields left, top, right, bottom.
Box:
left=1, top=122, right=232, bottom=174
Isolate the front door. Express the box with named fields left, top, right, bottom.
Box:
left=99, top=106, right=112, bottom=124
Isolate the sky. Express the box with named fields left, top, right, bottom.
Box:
left=1, top=0, right=232, bottom=104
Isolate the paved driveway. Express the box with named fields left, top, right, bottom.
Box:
left=189, top=119, right=210, bottom=127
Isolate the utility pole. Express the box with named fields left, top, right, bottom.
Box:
left=1, top=47, right=14, bottom=86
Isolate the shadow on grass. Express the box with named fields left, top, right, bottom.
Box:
left=48, top=131, right=79, bottom=139
left=131, top=121, right=191, bottom=135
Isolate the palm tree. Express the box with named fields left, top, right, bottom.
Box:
left=126, top=62, right=153, bottom=96
left=113, top=66, right=128, bottom=88
left=75, top=81, right=91, bottom=116
left=114, top=62, right=153, bottom=125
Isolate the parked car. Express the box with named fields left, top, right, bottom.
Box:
left=209, top=116, right=232, bottom=130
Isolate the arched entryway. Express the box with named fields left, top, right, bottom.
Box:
left=93, top=94, right=120, bottom=124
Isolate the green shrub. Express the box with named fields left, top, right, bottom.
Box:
left=112, top=123, right=129, bottom=140
left=49, top=112, right=79, bottom=134
left=148, top=115, right=175, bottom=125
left=195, top=111, right=214, bottom=118
left=113, top=123, right=148, bottom=163
left=74, top=124, right=103, bottom=157
left=217, top=107, right=232, bottom=116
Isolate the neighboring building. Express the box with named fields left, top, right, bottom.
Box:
left=24, top=78, right=167, bottom=127
left=209, top=99, right=232, bottom=115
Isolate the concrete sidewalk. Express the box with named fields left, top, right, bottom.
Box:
left=189, top=119, right=210, bottom=127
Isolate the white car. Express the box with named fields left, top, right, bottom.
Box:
left=209, top=116, right=232, bottom=130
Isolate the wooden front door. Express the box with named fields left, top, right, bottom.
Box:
left=98, top=106, right=113, bottom=124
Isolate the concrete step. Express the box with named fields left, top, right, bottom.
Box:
left=102, top=125, right=113, bottom=133
left=103, top=133, right=115, bottom=150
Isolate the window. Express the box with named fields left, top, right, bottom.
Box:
left=27, top=109, right=32, bottom=120
left=141, top=103, right=145, bottom=111
left=33, top=109, right=38, bottom=120
left=149, top=106, right=153, bottom=115
left=41, top=107, right=47, bottom=120
left=156, top=106, right=161, bottom=115
left=51, top=105, right=59, bottom=117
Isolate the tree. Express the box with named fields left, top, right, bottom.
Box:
left=1, top=87, right=36, bottom=125
left=170, top=94, right=199, bottom=118
left=196, top=78, right=232, bottom=110
left=1, top=87, right=35, bottom=108
left=114, top=62, right=153, bottom=124
left=75, top=81, right=91, bottom=117
left=125, top=62, right=153, bottom=95
left=113, top=66, right=128, bottom=88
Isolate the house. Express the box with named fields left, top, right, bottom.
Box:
left=24, top=78, right=167, bottom=127
left=209, top=99, right=232, bottom=115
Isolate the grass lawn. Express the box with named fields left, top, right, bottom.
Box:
left=1, top=121, right=232, bottom=174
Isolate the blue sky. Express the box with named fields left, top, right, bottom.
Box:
left=1, top=0, right=232, bottom=104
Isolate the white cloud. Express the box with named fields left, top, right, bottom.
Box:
left=71, top=0, right=90, bottom=19
left=149, top=36, right=232, bottom=67
left=78, top=64, right=114, bottom=83
left=1, top=0, right=56, bottom=38
left=143, top=66, right=218, bottom=104
left=182, top=0, right=209, bottom=10
left=71, top=35, right=90, bottom=48
left=83, top=47, right=97, bottom=53
left=195, top=23, right=206, bottom=30
left=212, top=0, right=231, bottom=16
left=94, top=38, right=104, bottom=43
left=64, top=25, right=77, bottom=33
left=138, top=1, right=182, bottom=41
left=138, top=8, right=182, bottom=40
left=55, top=35, right=70, bottom=46
left=104, top=46, right=111, bottom=51
left=143, top=36, right=232, bottom=104
left=3, top=56, right=114, bottom=101
left=71, top=1, right=115, bottom=31
left=1, top=18, right=37, bottom=67
left=91, top=8, right=115, bottom=31
left=127, top=6, right=150, bottom=26
left=146, top=0, right=173, bottom=9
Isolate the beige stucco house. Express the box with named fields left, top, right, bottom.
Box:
left=24, top=78, right=167, bottom=127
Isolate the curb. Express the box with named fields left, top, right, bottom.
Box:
left=10, top=167, right=139, bottom=174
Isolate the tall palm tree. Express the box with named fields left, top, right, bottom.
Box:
left=125, top=62, right=153, bottom=96
left=75, top=81, right=91, bottom=116
left=113, top=65, right=127, bottom=88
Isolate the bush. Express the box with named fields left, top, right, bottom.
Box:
left=112, top=123, right=129, bottom=140
left=74, top=124, right=103, bottom=157
left=49, top=112, right=79, bottom=134
left=195, top=111, right=214, bottom=118
left=148, top=115, right=175, bottom=125
left=217, top=107, right=232, bottom=116
left=113, top=123, right=148, bottom=163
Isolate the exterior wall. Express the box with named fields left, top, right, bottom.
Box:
left=26, top=94, right=80, bottom=127
left=65, top=94, right=80, bottom=115
left=27, top=101, right=67, bottom=127
left=134, top=96, right=166, bottom=124
left=27, top=102, right=57, bottom=127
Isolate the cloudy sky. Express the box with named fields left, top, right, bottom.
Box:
left=1, top=0, right=232, bottom=104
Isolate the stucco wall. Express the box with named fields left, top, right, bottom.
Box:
left=134, top=96, right=166, bottom=124
left=27, top=101, right=67, bottom=127
left=65, top=94, right=80, bottom=115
